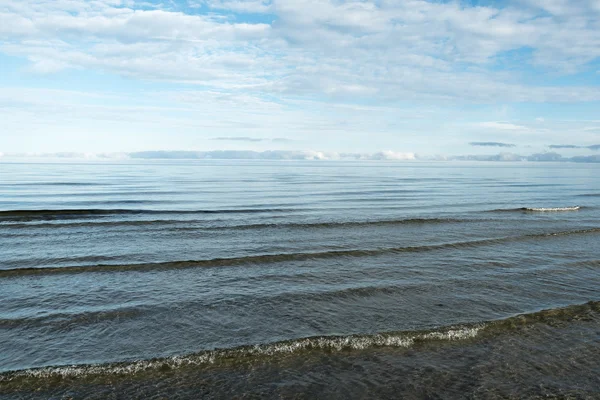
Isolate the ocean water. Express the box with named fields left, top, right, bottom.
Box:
left=1, top=160, right=599, bottom=399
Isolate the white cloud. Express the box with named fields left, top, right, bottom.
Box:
left=476, top=122, right=532, bottom=132
left=365, top=151, right=416, bottom=161
left=200, top=0, right=273, bottom=14
left=4, top=149, right=600, bottom=163
left=1, top=0, right=600, bottom=154
left=0, top=0, right=599, bottom=104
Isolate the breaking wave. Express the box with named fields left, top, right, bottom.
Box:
left=2, top=301, right=597, bottom=381
left=0, top=326, right=483, bottom=379
left=524, top=206, right=581, bottom=212
left=489, top=206, right=581, bottom=213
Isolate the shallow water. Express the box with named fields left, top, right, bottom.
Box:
left=1, top=160, right=599, bottom=398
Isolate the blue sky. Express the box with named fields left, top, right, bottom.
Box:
left=0, top=0, right=599, bottom=158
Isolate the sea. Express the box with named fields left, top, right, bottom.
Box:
left=1, top=159, right=599, bottom=399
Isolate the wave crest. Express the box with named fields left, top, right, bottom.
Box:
left=489, top=206, right=582, bottom=213
left=524, top=206, right=580, bottom=212
left=0, top=325, right=482, bottom=380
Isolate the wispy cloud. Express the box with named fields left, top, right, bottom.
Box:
left=1, top=0, right=599, bottom=153
left=469, top=142, right=516, bottom=148
left=212, top=137, right=265, bottom=142
left=2, top=0, right=600, bottom=103
left=476, top=122, right=531, bottom=132
left=271, top=138, right=295, bottom=143
left=548, top=144, right=600, bottom=150
left=548, top=144, right=581, bottom=149
left=211, top=137, right=295, bottom=143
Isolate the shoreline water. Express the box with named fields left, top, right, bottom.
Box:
left=2, top=301, right=599, bottom=399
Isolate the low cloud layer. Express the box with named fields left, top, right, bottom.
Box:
left=3, top=150, right=600, bottom=163
left=452, top=152, right=600, bottom=163
left=128, top=150, right=416, bottom=161
left=469, top=142, right=516, bottom=148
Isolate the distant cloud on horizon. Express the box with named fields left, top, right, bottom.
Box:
left=469, top=142, right=516, bottom=148
left=127, top=150, right=415, bottom=161
left=2, top=150, right=600, bottom=163
left=548, top=145, right=581, bottom=149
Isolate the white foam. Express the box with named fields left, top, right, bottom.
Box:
left=526, top=206, right=580, bottom=212
left=2, top=325, right=482, bottom=380
left=421, top=327, right=481, bottom=341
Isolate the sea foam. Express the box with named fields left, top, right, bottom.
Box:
left=524, top=206, right=580, bottom=212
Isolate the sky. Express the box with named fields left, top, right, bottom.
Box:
left=0, top=0, right=599, bottom=159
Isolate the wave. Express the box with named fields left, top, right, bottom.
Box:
left=1, top=301, right=597, bottom=380
left=0, top=217, right=476, bottom=231
left=489, top=206, right=581, bottom=213
left=0, top=328, right=479, bottom=380
left=0, top=284, right=410, bottom=330
left=524, top=206, right=581, bottom=212
left=167, top=217, right=470, bottom=232
left=10, top=271, right=598, bottom=331
left=0, top=182, right=103, bottom=187
left=309, top=189, right=424, bottom=197
left=0, top=306, right=144, bottom=330
left=566, top=259, right=600, bottom=268
left=2, top=227, right=599, bottom=278
left=0, top=254, right=129, bottom=270
left=0, top=208, right=299, bottom=222
left=577, top=193, right=600, bottom=197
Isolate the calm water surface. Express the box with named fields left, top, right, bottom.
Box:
left=1, top=160, right=599, bottom=398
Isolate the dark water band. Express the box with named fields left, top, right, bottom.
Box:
left=2, top=227, right=599, bottom=278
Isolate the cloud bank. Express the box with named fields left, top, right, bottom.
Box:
left=127, top=150, right=417, bottom=161
left=3, top=150, right=600, bottom=163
